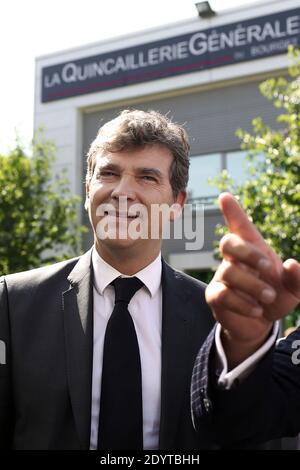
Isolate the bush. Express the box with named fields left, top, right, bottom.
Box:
left=0, top=132, right=86, bottom=275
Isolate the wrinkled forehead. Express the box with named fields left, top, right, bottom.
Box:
left=92, top=145, right=174, bottom=177
left=96, top=143, right=173, bottom=163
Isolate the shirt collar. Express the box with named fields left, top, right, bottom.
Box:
left=92, top=247, right=162, bottom=298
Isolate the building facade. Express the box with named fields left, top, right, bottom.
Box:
left=34, top=0, right=300, bottom=277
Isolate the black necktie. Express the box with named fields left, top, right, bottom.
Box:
left=98, top=276, right=144, bottom=450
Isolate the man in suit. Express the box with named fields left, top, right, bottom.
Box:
left=0, top=109, right=215, bottom=450
left=191, top=192, right=300, bottom=448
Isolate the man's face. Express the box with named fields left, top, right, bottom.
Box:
left=85, top=144, right=186, bottom=254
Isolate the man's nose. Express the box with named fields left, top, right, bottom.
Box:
left=111, top=175, right=137, bottom=201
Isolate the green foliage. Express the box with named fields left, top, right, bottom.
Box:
left=185, top=269, right=215, bottom=285
left=211, top=46, right=300, bottom=327
left=0, top=131, right=87, bottom=275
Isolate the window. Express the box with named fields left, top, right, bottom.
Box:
left=226, top=150, right=265, bottom=184
left=226, top=150, right=249, bottom=184
left=187, top=150, right=263, bottom=208
left=187, top=153, right=221, bottom=206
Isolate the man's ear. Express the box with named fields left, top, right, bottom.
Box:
left=169, top=191, right=187, bottom=221
left=176, top=190, right=187, bottom=207
left=84, top=182, right=90, bottom=211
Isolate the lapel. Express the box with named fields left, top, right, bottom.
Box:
left=159, top=259, right=195, bottom=449
left=62, top=249, right=94, bottom=449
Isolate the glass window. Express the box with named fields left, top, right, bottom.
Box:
left=187, top=153, right=221, bottom=204
left=226, top=150, right=265, bottom=184
left=226, top=150, right=250, bottom=184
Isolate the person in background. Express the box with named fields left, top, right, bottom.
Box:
left=191, top=192, right=300, bottom=449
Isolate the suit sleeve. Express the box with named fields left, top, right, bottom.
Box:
left=0, top=278, right=13, bottom=448
left=192, top=326, right=300, bottom=447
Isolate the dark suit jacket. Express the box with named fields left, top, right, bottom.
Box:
left=191, top=325, right=300, bottom=448
left=0, top=249, right=215, bottom=450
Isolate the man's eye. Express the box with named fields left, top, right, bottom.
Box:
left=142, top=175, right=156, bottom=181
left=99, top=171, right=116, bottom=177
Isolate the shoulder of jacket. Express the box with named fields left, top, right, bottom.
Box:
left=174, top=268, right=207, bottom=292
left=2, top=256, right=81, bottom=289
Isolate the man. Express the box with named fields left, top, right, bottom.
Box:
left=0, top=109, right=215, bottom=450
left=191, top=192, right=300, bottom=448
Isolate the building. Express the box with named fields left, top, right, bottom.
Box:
left=34, top=0, right=300, bottom=279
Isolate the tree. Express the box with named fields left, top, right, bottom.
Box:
left=212, top=46, right=300, bottom=327
left=0, top=132, right=86, bottom=276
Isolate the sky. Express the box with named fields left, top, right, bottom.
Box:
left=0, top=0, right=267, bottom=153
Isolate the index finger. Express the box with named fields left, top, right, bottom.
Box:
left=219, top=192, right=264, bottom=244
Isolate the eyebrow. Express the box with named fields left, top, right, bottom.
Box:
left=96, top=163, right=121, bottom=173
left=96, top=163, right=164, bottom=180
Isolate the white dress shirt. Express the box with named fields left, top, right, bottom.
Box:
left=215, top=321, right=279, bottom=389
left=90, top=248, right=162, bottom=450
